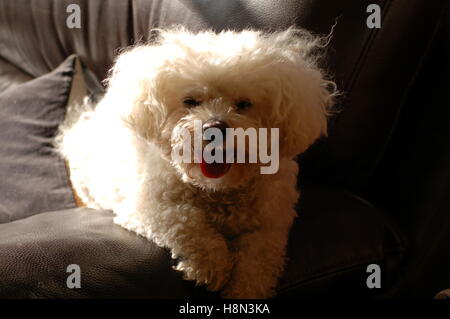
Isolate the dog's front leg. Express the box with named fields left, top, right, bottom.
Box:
left=113, top=175, right=234, bottom=292
left=221, top=222, right=293, bottom=299
left=171, top=213, right=234, bottom=292
left=221, top=163, right=298, bottom=298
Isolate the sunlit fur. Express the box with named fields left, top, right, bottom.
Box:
left=56, top=27, right=336, bottom=298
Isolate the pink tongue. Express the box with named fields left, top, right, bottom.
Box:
left=200, top=159, right=231, bottom=179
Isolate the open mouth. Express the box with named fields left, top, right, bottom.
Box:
left=200, top=160, right=231, bottom=179
left=200, top=147, right=231, bottom=178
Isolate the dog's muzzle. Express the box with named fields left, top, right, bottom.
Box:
left=200, top=119, right=231, bottom=178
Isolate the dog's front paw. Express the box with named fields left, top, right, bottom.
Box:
left=175, top=259, right=230, bottom=291
left=174, top=243, right=234, bottom=291
left=220, top=257, right=277, bottom=299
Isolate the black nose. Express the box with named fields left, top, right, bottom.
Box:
left=203, top=120, right=229, bottom=139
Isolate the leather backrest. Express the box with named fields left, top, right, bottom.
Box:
left=0, top=0, right=446, bottom=190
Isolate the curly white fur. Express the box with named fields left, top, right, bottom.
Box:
left=56, top=27, right=336, bottom=298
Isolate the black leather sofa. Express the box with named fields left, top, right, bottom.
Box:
left=0, top=0, right=449, bottom=298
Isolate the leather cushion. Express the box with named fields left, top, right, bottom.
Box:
left=0, top=183, right=405, bottom=298
left=0, top=55, right=78, bottom=223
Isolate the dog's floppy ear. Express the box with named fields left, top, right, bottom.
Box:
left=269, top=29, right=336, bottom=158
left=276, top=67, right=334, bottom=158
left=103, top=44, right=166, bottom=140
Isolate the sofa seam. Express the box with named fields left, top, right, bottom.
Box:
left=277, top=257, right=386, bottom=295
left=278, top=241, right=407, bottom=293
left=343, top=0, right=392, bottom=100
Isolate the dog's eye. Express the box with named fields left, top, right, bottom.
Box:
left=236, top=100, right=252, bottom=110
left=183, top=98, right=201, bottom=107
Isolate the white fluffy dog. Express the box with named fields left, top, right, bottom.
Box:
left=56, top=27, right=336, bottom=298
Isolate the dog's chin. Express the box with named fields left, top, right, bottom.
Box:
left=174, top=162, right=258, bottom=192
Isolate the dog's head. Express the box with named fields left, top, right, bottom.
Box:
left=104, top=27, right=336, bottom=191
